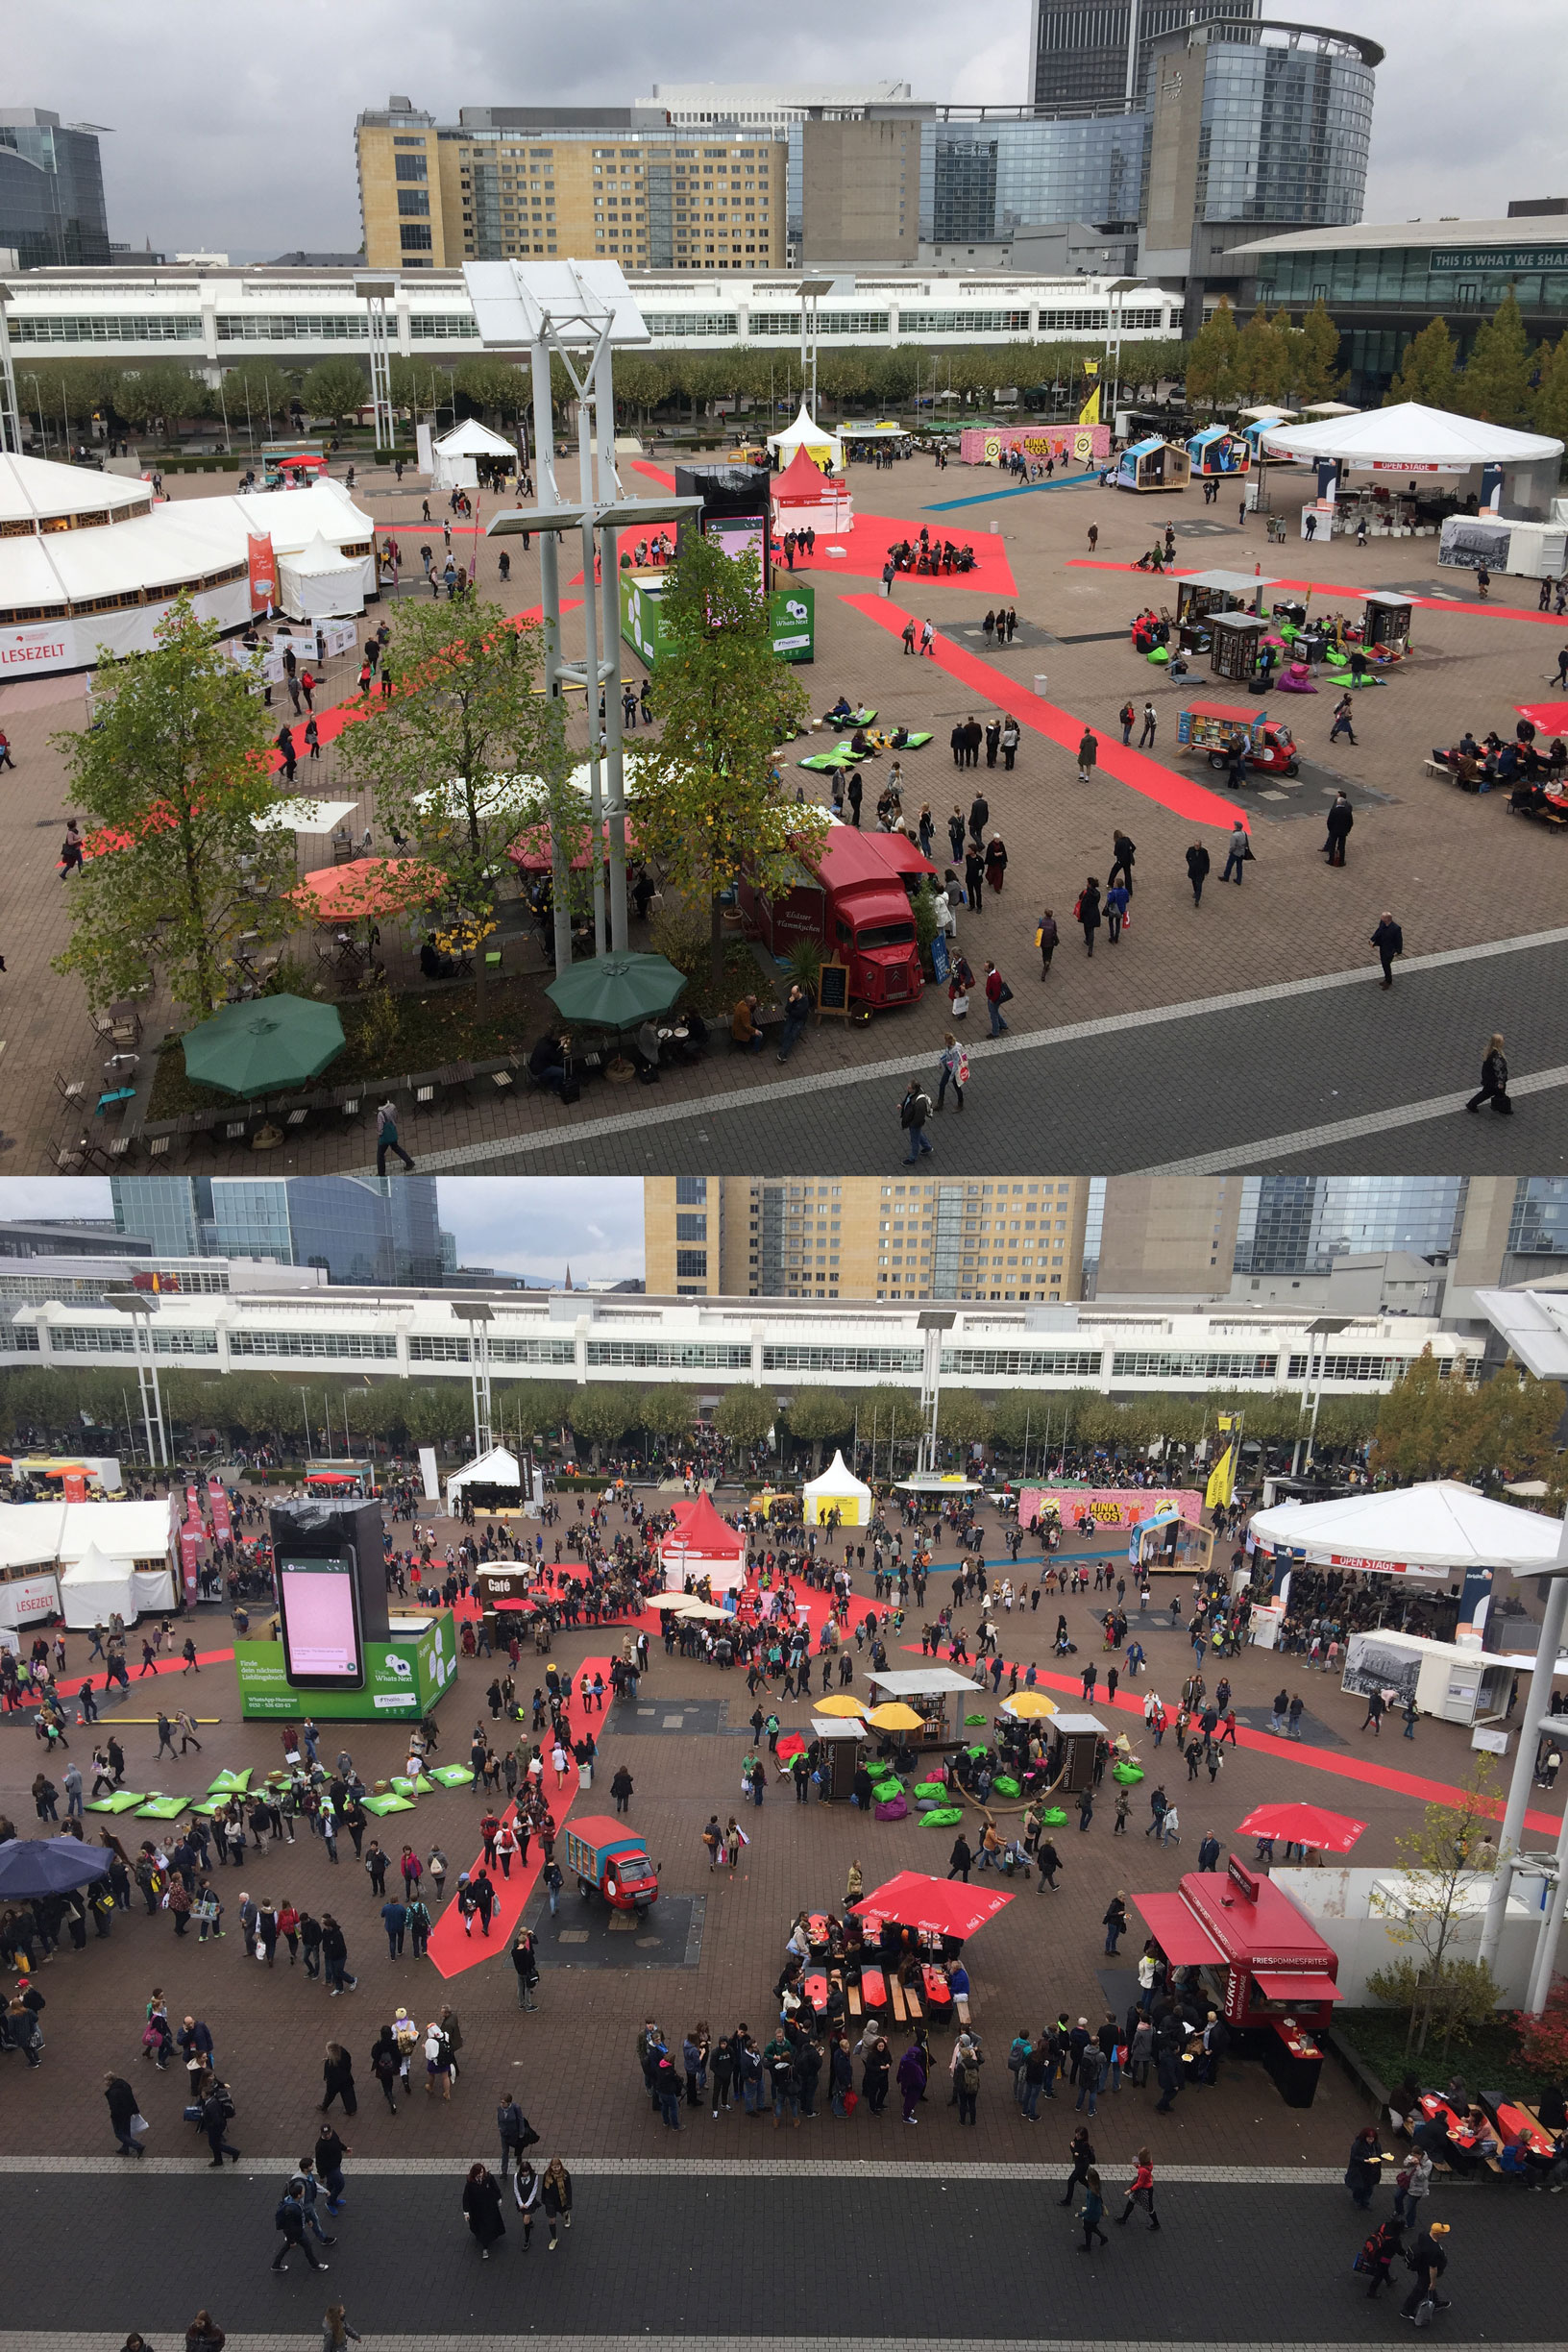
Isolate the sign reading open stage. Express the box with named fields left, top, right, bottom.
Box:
left=1019, top=1485, right=1204, bottom=1531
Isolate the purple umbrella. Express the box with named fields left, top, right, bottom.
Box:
left=0, top=1835, right=113, bottom=1899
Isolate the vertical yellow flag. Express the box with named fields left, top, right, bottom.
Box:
left=1078, top=358, right=1101, bottom=429
left=1206, top=1413, right=1237, bottom=1509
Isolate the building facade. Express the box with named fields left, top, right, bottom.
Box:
left=646, top=1176, right=1090, bottom=1305
left=1236, top=214, right=1568, bottom=402
left=0, top=108, right=110, bottom=272
left=110, top=1177, right=452, bottom=1287
left=1030, top=0, right=1263, bottom=111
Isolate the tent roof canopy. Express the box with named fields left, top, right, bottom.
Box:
left=435, top=418, right=517, bottom=456
left=1262, top=401, right=1562, bottom=469
left=803, top=1449, right=871, bottom=1506
left=448, top=1445, right=523, bottom=1492
left=664, top=1492, right=744, bottom=1557
left=1249, top=1478, right=1565, bottom=1580
left=767, top=403, right=843, bottom=464
left=0, top=451, right=152, bottom=527
left=278, top=530, right=363, bottom=579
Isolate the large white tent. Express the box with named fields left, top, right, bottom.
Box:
left=446, top=1445, right=526, bottom=1507
left=766, top=403, right=843, bottom=474
left=0, top=1497, right=177, bottom=1630
left=276, top=530, right=368, bottom=622
left=0, top=454, right=376, bottom=675
left=431, top=418, right=518, bottom=490
left=1261, top=403, right=1563, bottom=472
left=1248, top=1480, right=1563, bottom=1580
left=59, top=1541, right=139, bottom=1631
left=803, top=1449, right=873, bottom=1528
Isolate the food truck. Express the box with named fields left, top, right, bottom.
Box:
left=1133, top=1855, right=1343, bottom=2105
left=564, top=1816, right=660, bottom=1913
left=737, top=824, right=936, bottom=1015
left=1176, top=702, right=1300, bottom=777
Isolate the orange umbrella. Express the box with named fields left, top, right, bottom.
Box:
left=292, top=858, right=446, bottom=922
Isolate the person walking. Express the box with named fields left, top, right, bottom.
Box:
left=272, top=2185, right=328, bottom=2272
left=984, top=960, right=1010, bottom=1037
left=1000, top=714, right=1019, bottom=770
left=105, top=2072, right=145, bottom=2157
left=936, top=1034, right=968, bottom=1115
left=899, top=1076, right=934, bottom=1164
left=1186, top=841, right=1210, bottom=905
left=1370, top=909, right=1404, bottom=989
left=1037, top=908, right=1058, bottom=978
left=541, top=2157, right=573, bottom=2249
left=1087, top=523, right=1099, bottom=554
left=919, top=618, right=936, bottom=658
left=1108, top=830, right=1136, bottom=895
left=1221, top=819, right=1250, bottom=886
left=1329, top=693, right=1357, bottom=747
left=321, top=2305, right=361, bottom=2352
left=1116, top=2147, right=1161, bottom=2230
left=1324, top=791, right=1354, bottom=866
left=1075, top=2168, right=1109, bottom=2252
left=1465, top=1032, right=1511, bottom=1115
left=901, top=617, right=917, bottom=654
left=511, top=1927, right=540, bottom=2010
left=462, top=2163, right=506, bottom=2260
left=201, top=2082, right=240, bottom=2167
left=1139, top=701, right=1157, bottom=749
left=375, top=1100, right=413, bottom=1175
left=1118, top=700, right=1136, bottom=747
left=1104, top=878, right=1129, bottom=943
left=1075, top=877, right=1102, bottom=955
left=1076, top=728, right=1098, bottom=785
left=1400, top=2223, right=1452, bottom=2323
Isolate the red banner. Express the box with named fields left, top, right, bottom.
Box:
left=62, top=1471, right=87, bottom=1504
left=179, top=1522, right=203, bottom=1605
left=208, top=1475, right=232, bottom=1544
left=247, top=531, right=277, bottom=615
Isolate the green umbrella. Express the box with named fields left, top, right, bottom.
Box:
left=183, top=995, right=346, bottom=1098
left=545, top=951, right=687, bottom=1031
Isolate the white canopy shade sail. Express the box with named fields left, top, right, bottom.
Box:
left=1249, top=1480, right=1567, bottom=1580
left=1261, top=402, right=1562, bottom=470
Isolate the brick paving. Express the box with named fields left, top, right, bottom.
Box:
left=5, top=1498, right=1560, bottom=2182
left=11, top=450, right=1568, bottom=1174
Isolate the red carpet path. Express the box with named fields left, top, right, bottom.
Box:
left=844, top=591, right=1248, bottom=831
left=1066, top=556, right=1562, bottom=626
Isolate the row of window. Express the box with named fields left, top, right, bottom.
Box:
left=11, top=314, right=203, bottom=343
left=585, top=1340, right=752, bottom=1369
left=0, top=560, right=248, bottom=630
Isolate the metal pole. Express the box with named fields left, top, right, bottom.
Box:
left=1524, top=1794, right=1568, bottom=2013
left=1479, top=1556, right=1568, bottom=1970
left=576, top=351, right=607, bottom=959
left=529, top=325, right=574, bottom=973
left=594, top=334, right=629, bottom=950
left=130, top=1325, right=159, bottom=1472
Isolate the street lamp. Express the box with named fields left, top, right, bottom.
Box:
left=1295, top=1314, right=1354, bottom=1473
left=1102, top=277, right=1144, bottom=433
left=916, top=1308, right=958, bottom=1475
left=450, top=1299, right=495, bottom=1461
left=795, top=276, right=837, bottom=422
left=354, top=274, right=399, bottom=454
left=102, top=1291, right=168, bottom=1471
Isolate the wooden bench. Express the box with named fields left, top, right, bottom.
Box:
left=889, top=1977, right=906, bottom=2022
left=1422, top=759, right=1448, bottom=780
left=903, top=1978, right=923, bottom=2021
left=953, top=1991, right=972, bottom=2027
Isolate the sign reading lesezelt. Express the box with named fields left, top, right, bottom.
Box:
left=234, top=1611, right=454, bottom=1720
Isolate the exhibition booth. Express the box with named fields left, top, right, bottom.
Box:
left=0, top=1496, right=178, bottom=1632
left=801, top=1450, right=873, bottom=1528
left=958, top=423, right=1110, bottom=470
left=1115, top=437, right=1190, bottom=494
left=660, top=1493, right=747, bottom=1592
left=766, top=403, right=843, bottom=474
left=0, top=452, right=376, bottom=675
left=276, top=531, right=371, bottom=623
left=429, top=418, right=517, bottom=490
left=770, top=443, right=854, bottom=534
left=446, top=1444, right=530, bottom=1514
left=1260, top=403, right=1565, bottom=550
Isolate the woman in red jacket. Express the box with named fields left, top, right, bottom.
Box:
left=1116, top=2146, right=1160, bottom=2229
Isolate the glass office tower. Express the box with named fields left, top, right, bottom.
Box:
left=0, top=109, right=110, bottom=268
left=1234, top=1177, right=1469, bottom=1276
left=111, top=1178, right=450, bottom=1286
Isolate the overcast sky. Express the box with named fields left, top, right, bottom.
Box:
left=0, top=1177, right=646, bottom=1282
left=13, top=3, right=1566, bottom=263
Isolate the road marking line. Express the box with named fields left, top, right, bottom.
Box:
left=357, top=921, right=1568, bottom=1173
left=1139, top=1062, right=1568, bottom=1175
left=0, top=2154, right=1351, bottom=2180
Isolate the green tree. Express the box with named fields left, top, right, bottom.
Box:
left=715, top=1383, right=774, bottom=1453
left=111, top=361, right=210, bottom=433
left=1386, top=318, right=1458, bottom=409
left=302, top=358, right=371, bottom=427
left=1367, top=1758, right=1502, bottom=2056
left=1235, top=308, right=1288, bottom=405
left=856, top=1384, right=923, bottom=1477
left=1292, top=299, right=1347, bottom=404
left=632, top=527, right=820, bottom=990
left=639, top=1383, right=696, bottom=1447
left=220, top=361, right=301, bottom=443
left=567, top=1382, right=637, bottom=1465
left=1368, top=1348, right=1473, bottom=1483
left=936, top=1387, right=992, bottom=1453
left=1458, top=288, right=1534, bottom=427
left=1464, top=1360, right=1564, bottom=1489
left=1183, top=299, right=1240, bottom=411
left=1533, top=331, right=1568, bottom=446
left=454, top=356, right=529, bottom=423
left=50, top=595, right=295, bottom=1017
left=333, top=596, right=570, bottom=997
left=785, top=1384, right=852, bottom=1472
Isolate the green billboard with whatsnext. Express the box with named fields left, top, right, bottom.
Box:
left=234, top=1610, right=455, bottom=1721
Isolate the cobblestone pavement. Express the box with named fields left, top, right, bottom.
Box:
left=11, top=450, right=1568, bottom=1174
left=4, top=1496, right=1558, bottom=2182
left=0, top=2175, right=1550, bottom=2341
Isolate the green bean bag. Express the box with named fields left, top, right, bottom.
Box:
left=390, top=1774, right=437, bottom=1796
left=922, top=1806, right=965, bottom=1827
left=964, top=1713, right=989, bottom=1727
left=136, top=1795, right=189, bottom=1821
left=86, top=1790, right=146, bottom=1814
left=208, top=1768, right=251, bottom=1795
left=1113, top=1763, right=1144, bottom=1784
left=965, top=1744, right=989, bottom=1757
left=992, top=1775, right=1021, bottom=1798
left=1041, top=1806, right=1068, bottom=1826
left=429, top=1764, right=475, bottom=1789
left=361, top=1792, right=416, bottom=1815
left=1147, top=645, right=1168, bottom=663
left=914, top=1780, right=947, bottom=1801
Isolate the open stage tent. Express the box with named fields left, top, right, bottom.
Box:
left=446, top=1446, right=526, bottom=1508
left=431, top=419, right=518, bottom=490
left=1248, top=1479, right=1563, bottom=1580
left=660, top=1493, right=747, bottom=1591
left=802, top=1450, right=873, bottom=1527
left=1261, top=403, right=1563, bottom=472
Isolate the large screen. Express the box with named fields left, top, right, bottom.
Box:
left=279, top=1552, right=364, bottom=1687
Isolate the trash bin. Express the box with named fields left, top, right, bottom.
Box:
left=1034, top=674, right=1049, bottom=698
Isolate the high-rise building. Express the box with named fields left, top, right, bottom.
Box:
left=1232, top=1177, right=1469, bottom=1278
left=645, top=1177, right=1088, bottom=1303
left=110, top=1177, right=453, bottom=1286
left=1030, top=0, right=1262, bottom=111
left=0, top=108, right=110, bottom=271
left=355, top=96, right=787, bottom=274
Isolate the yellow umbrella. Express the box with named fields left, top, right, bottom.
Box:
left=1003, top=1692, right=1058, bottom=1719
left=868, top=1702, right=924, bottom=1732
left=818, top=1693, right=868, bottom=1718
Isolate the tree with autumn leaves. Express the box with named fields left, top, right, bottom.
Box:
left=1369, top=1348, right=1565, bottom=1494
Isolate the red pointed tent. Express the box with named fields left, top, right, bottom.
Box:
left=660, top=1492, right=746, bottom=1588
left=772, top=442, right=837, bottom=501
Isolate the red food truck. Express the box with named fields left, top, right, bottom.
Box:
left=1133, top=1855, right=1343, bottom=2105
left=738, top=823, right=936, bottom=1015
left=564, top=1816, right=660, bottom=1914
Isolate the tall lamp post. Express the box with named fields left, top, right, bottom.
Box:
left=355, top=275, right=399, bottom=456
left=916, top=1308, right=958, bottom=1475
left=102, top=1291, right=168, bottom=1472
left=450, top=1299, right=495, bottom=1463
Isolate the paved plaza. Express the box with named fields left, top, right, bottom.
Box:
left=10, top=450, right=1568, bottom=1175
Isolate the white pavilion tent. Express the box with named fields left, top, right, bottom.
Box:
left=446, top=1445, right=525, bottom=1507
left=1248, top=1480, right=1563, bottom=1580
left=802, top=1450, right=873, bottom=1528
left=58, top=1540, right=140, bottom=1631
left=1261, top=402, right=1563, bottom=519
left=431, top=419, right=518, bottom=490
left=277, top=531, right=367, bottom=622
left=766, top=403, right=843, bottom=474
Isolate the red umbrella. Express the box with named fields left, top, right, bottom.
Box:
left=851, top=1870, right=1015, bottom=1940
left=1235, top=1801, right=1365, bottom=1853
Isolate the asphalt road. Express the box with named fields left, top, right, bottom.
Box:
left=0, top=2170, right=1544, bottom=2341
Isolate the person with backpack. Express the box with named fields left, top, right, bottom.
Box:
left=954, top=2033, right=984, bottom=2124
left=1401, top=2222, right=1452, bottom=2322
left=1118, top=701, right=1136, bottom=746
left=272, top=2183, right=328, bottom=2272
left=898, top=1077, right=934, bottom=1164
left=201, top=2082, right=240, bottom=2167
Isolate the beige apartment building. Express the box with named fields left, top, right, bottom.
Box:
left=357, top=101, right=787, bottom=273
left=645, top=1177, right=1089, bottom=1304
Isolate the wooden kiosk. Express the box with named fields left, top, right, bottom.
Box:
left=1210, top=611, right=1269, bottom=682
left=809, top=1716, right=867, bottom=1799
left=1362, top=590, right=1413, bottom=654
left=1115, top=437, right=1191, bottom=494
left=863, top=1665, right=980, bottom=1752
left=1048, top=1710, right=1108, bottom=1792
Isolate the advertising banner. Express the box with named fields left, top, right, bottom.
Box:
left=208, top=1476, right=233, bottom=1544
left=1019, top=1485, right=1204, bottom=1531
left=179, top=1522, right=203, bottom=1604
left=62, top=1471, right=87, bottom=1504
left=247, top=531, right=277, bottom=614
left=418, top=1447, right=440, bottom=1503
left=960, top=424, right=1110, bottom=470
left=769, top=582, right=815, bottom=663
left=234, top=1609, right=456, bottom=1720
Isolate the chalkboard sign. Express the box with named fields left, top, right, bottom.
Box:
left=816, top=958, right=850, bottom=1020
left=931, top=931, right=950, bottom=986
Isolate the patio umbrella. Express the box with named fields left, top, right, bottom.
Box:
left=182, top=995, right=346, bottom=1099
left=850, top=1870, right=1015, bottom=1940
left=817, top=1693, right=868, bottom=1717
left=867, top=1702, right=924, bottom=1732
left=292, top=857, right=445, bottom=923
left=1001, top=1691, right=1057, bottom=1719
left=652, top=1593, right=698, bottom=1610
left=545, top=951, right=686, bottom=1031
left=1235, top=1801, right=1365, bottom=1854
left=0, top=1835, right=112, bottom=1899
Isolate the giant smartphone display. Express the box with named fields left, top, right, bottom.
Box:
left=278, top=1550, right=365, bottom=1687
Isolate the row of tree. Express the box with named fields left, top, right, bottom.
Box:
left=1167, top=298, right=1346, bottom=412
left=1385, top=289, right=1568, bottom=438
left=1367, top=1351, right=1565, bottom=1493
